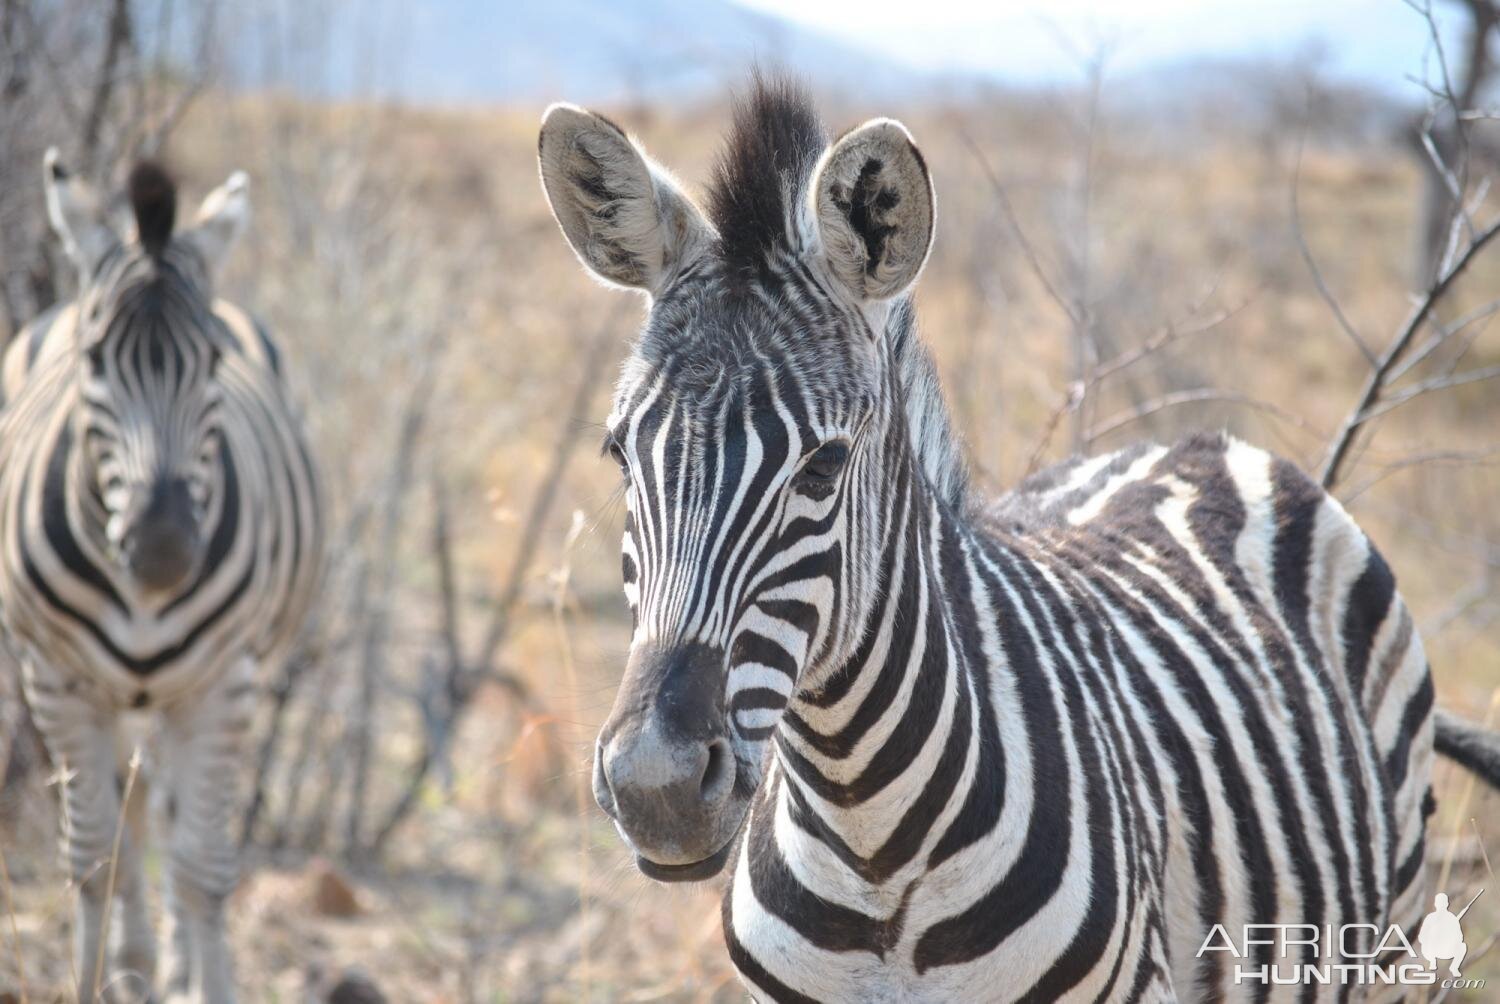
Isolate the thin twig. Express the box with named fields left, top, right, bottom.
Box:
left=80, top=0, right=132, bottom=176
left=368, top=309, right=622, bottom=853
left=1021, top=280, right=1245, bottom=474
left=92, top=746, right=142, bottom=1004
left=1089, top=295, right=1247, bottom=385
left=1438, top=688, right=1500, bottom=895
left=345, top=344, right=442, bottom=855
left=551, top=511, right=592, bottom=999
left=241, top=499, right=372, bottom=846
left=1319, top=215, right=1500, bottom=488
left=1356, top=362, right=1500, bottom=424
left=15, top=5, right=84, bottom=132
left=1342, top=445, right=1500, bottom=502
left=1291, top=127, right=1377, bottom=367
left=1388, top=294, right=1500, bottom=382
left=1421, top=126, right=1474, bottom=246
left=1085, top=389, right=1318, bottom=445
left=431, top=470, right=463, bottom=680
left=475, top=312, right=622, bottom=672
left=1472, top=817, right=1495, bottom=878
left=960, top=130, right=1081, bottom=328
left=1023, top=381, right=1084, bottom=478
left=1428, top=573, right=1495, bottom=639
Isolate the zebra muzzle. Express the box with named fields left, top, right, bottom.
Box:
left=122, top=477, right=201, bottom=593
left=594, top=642, right=746, bottom=879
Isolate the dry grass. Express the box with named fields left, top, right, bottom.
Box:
left=0, top=80, right=1498, bottom=1001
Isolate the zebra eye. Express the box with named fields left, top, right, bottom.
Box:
left=798, top=441, right=850, bottom=484
left=606, top=440, right=629, bottom=475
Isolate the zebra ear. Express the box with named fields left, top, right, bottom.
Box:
left=42, top=148, right=118, bottom=277
left=183, top=170, right=250, bottom=275
left=538, top=103, right=711, bottom=294
left=809, top=119, right=935, bottom=301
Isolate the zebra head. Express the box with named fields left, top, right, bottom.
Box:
left=540, top=79, right=942, bottom=880
left=43, top=151, right=250, bottom=596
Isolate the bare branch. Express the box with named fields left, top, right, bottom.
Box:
left=1291, top=127, right=1377, bottom=366
left=1357, top=362, right=1500, bottom=423
left=431, top=469, right=463, bottom=680
left=1421, top=125, right=1473, bottom=244
left=367, top=308, right=623, bottom=855
left=1089, top=293, right=1248, bottom=385
left=344, top=344, right=442, bottom=855
left=127, top=0, right=220, bottom=160
left=80, top=0, right=132, bottom=176
left=1389, top=294, right=1500, bottom=382
left=1404, top=0, right=1497, bottom=283
left=1086, top=389, right=1319, bottom=446
left=1320, top=215, right=1500, bottom=488
left=15, top=3, right=84, bottom=133
left=1022, top=380, right=1084, bottom=478
left=1342, top=445, right=1500, bottom=503
left=1426, top=570, right=1496, bottom=639
left=474, top=311, right=622, bottom=673
left=960, top=130, right=1082, bottom=329
left=241, top=497, right=373, bottom=847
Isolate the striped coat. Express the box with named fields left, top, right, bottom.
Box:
left=0, top=156, right=321, bottom=1003
left=0, top=295, right=320, bottom=709
left=536, top=75, right=1491, bottom=1003
left=725, top=433, right=1433, bottom=1002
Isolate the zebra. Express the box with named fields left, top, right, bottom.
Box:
left=538, top=76, right=1500, bottom=1002
left=0, top=153, right=322, bottom=1003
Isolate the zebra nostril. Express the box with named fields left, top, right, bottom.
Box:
left=700, top=738, right=734, bottom=804
left=593, top=740, right=618, bottom=818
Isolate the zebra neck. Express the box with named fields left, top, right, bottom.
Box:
left=776, top=453, right=1001, bottom=887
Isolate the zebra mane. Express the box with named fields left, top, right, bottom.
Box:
left=705, top=71, right=825, bottom=279
left=888, top=299, right=969, bottom=510
left=697, top=75, right=968, bottom=509
left=128, top=161, right=177, bottom=259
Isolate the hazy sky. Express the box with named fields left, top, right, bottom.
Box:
left=737, top=0, right=1456, bottom=92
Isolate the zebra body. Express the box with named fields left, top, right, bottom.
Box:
left=538, top=78, right=1481, bottom=1002
left=727, top=434, right=1432, bottom=1002
left=2, top=297, right=316, bottom=708
left=0, top=155, right=320, bottom=1003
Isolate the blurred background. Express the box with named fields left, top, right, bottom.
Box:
left=1, top=0, right=1499, bottom=1000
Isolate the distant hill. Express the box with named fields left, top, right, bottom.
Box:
left=230, top=0, right=939, bottom=106
left=223, top=0, right=1442, bottom=124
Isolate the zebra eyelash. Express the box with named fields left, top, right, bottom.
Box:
left=794, top=439, right=851, bottom=482
left=601, top=434, right=629, bottom=473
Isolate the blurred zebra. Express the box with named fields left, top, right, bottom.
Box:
left=538, top=76, right=1500, bottom=1002
left=0, top=153, right=322, bottom=1003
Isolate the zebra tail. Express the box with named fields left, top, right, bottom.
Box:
left=1435, top=709, right=1500, bottom=790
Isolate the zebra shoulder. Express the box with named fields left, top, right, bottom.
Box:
left=3, top=302, right=79, bottom=406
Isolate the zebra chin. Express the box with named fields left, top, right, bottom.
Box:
left=597, top=759, right=751, bottom=882
left=632, top=834, right=738, bottom=883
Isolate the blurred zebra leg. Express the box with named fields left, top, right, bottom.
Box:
left=23, top=659, right=128, bottom=1002
left=114, top=749, right=156, bottom=1001
left=161, top=658, right=256, bottom=1004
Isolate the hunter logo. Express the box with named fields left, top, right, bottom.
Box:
left=1418, top=891, right=1480, bottom=977
left=1197, top=890, right=1488, bottom=990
